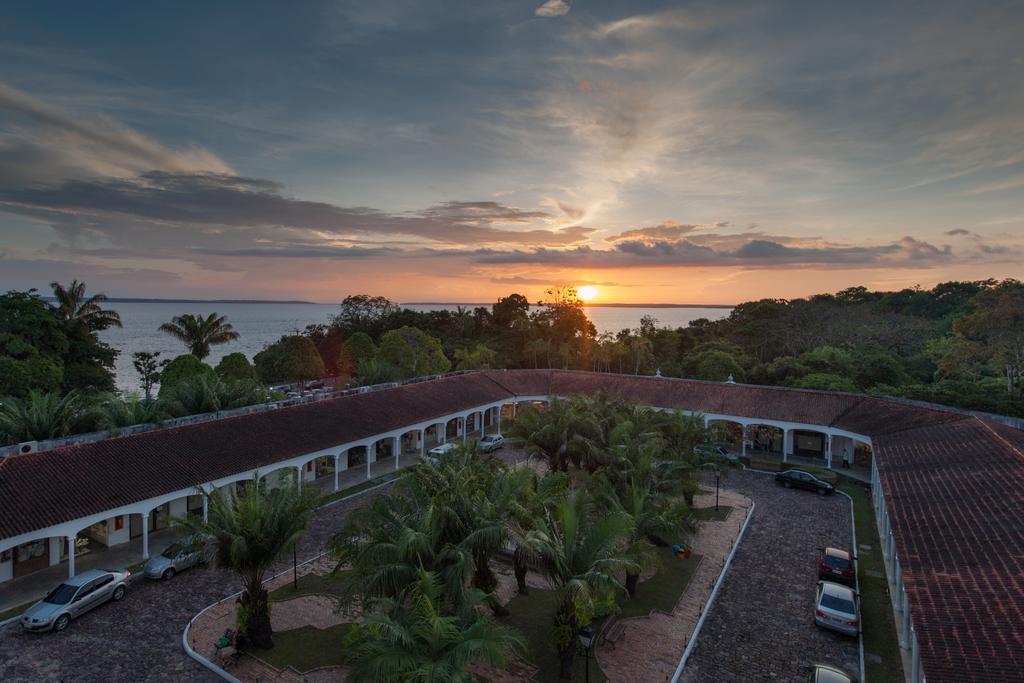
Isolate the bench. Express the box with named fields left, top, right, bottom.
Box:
left=216, top=646, right=238, bottom=668
left=600, top=619, right=627, bottom=649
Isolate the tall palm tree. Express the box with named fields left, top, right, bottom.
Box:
left=596, top=447, right=697, bottom=597
left=345, top=568, right=525, bottom=683
left=0, top=390, right=91, bottom=444
left=49, top=280, right=122, bottom=332
left=506, top=399, right=603, bottom=472
left=159, top=313, right=239, bottom=360
left=175, top=473, right=321, bottom=648
left=533, top=490, right=637, bottom=679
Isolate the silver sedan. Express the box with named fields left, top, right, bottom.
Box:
left=21, top=568, right=130, bottom=632
left=143, top=540, right=204, bottom=580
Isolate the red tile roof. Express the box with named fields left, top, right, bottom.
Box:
left=1, top=369, right=1021, bottom=681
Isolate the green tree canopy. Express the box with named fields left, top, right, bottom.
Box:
left=377, top=326, right=451, bottom=379
left=215, top=352, right=259, bottom=382
left=254, top=335, right=326, bottom=385
left=793, top=372, right=858, bottom=392
left=0, top=291, right=68, bottom=398
left=158, top=354, right=216, bottom=399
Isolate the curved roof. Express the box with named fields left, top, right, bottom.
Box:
left=0, top=369, right=1021, bottom=681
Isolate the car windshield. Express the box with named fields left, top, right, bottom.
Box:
left=825, top=555, right=850, bottom=569
left=44, top=583, right=78, bottom=605
left=161, top=544, right=182, bottom=558
left=821, top=593, right=855, bottom=614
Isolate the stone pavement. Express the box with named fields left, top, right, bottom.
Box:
left=681, top=470, right=859, bottom=682
left=597, top=487, right=753, bottom=683
left=0, top=479, right=397, bottom=683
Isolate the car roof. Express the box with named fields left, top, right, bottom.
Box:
left=820, top=581, right=855, bottom=599
left=824, top=547, right=850, bottom=560
left=63, top=568, right=112, bottom=586
left=813, top=664, right=854, bottom=683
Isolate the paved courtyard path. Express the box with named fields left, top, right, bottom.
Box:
left=681, top=471, right=859, bottom=682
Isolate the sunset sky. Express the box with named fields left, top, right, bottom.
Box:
left=1, top=1, right=1022, bottom=304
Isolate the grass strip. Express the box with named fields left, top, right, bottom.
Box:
left=840, top=483, right=904, bottom=683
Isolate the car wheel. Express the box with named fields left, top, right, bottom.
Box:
left=817, top=487, right=826, bottom=496
left=53, top=614, right=70, bottom=632
left=783, top=481, right=792, bottom=489
left=163, top=568, right=176, bottom=581
left=112, top=585, right=126, bottom=601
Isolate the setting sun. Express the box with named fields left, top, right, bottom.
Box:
left=577, top=285, right=598, bottom=302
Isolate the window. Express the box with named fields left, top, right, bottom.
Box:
left=44, top=584, right=78, bottom=605
left=114, top=515, right=124, bottom=531
left=820, top=593, right=855, bottom=615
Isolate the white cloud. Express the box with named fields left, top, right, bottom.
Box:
left=535, top=1, right=570, bottom=19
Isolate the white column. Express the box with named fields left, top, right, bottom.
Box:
left=142, top=513, right=150, bottom=560
left=202, top=493, right=209, bottom=522
left=462, top=417, right=468, bottom=445
left=901, top=587, right=911, bottom=647
left=826, top=433, right=833, bottom=468
left=440, top=423, right=447, bottom=444
left=910, top=628, right=920, bottom=682
left=393, top=436, right=401, bottom=467
left=741, top=425, right=747, bottom=457
left=419, top=429, right=426, bottom=456
left=366, top=445, right=372, bottom=480
left=67, top=535, right=76, bottom=578
left=783, top=429, right=793, bottom=462
left=295, top=466, right=302, bottom=492
left=333, top=455, right=340, bottom=491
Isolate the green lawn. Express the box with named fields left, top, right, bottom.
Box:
left=840, top=483, right=904, bottom=683
left=0, top=600, right=33, bottom=623
left=692, top=505, right=732, bottom=522
left=498, top=547, right=702, bottom=682
left=245, top=623, right=353, bottom=672
left=270, top=570, right=352, bottom=602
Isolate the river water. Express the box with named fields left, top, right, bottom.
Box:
left=98, top=302, right=732, bottom=393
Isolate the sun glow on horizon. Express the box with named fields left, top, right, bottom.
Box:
left=577, top=285, right=598, bottom=302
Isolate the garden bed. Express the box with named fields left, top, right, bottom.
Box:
left=243, top=622, right=354, bottom=673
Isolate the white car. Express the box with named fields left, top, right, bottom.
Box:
left=814, top=580, right=860, bottom=637
left=477, top=434, right=505, bottom=453
left=426, top=443, right=459, bottom=461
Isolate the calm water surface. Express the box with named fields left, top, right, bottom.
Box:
left=99, top=302, right=731, bottom=393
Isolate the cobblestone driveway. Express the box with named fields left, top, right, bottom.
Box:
left=682, top=470, right=859, bottom=682
left=0, top=481, right=397, bottom=683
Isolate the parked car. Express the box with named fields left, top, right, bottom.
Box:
left=144, top=539, right=204, bottom=580
left=477, top=434, right=505, bottom=453
left=814, top=580, right=860, bottom=637
left=426, top=442, right=459, bottom=461
left=775, top=469, right=835, bottom=495
left=21, top=568, right=130, bottom=632
left=818, top=547, right=856, bottom=586
left=809, top=664, right=856, bottom=682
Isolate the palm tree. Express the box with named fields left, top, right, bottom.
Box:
left=49, top=280, right=122, bottom=332
left=175, top=473, right=321, bottom=648
left=96, top=394, right=167, bottom=430
left=159, top=313, right=239, bottom=360
left=0, top=390, right=91, bottom=444
left=506, top=399, right=604, bottom=472
left=533, top=489, right=637, bottom=679
left=596, top=447, right=697, bottom=597
left=345, top=568, right=525, bottom=683
left=162, top=376, right=267, bottom=418
left=330, top=482, right=475, bottom=612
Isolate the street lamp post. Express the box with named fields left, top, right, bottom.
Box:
left=293, top=546, right=298, bottom=590
left=715, top=469, right=721, bottom=511
left=577, top=626, right=595, bottom=683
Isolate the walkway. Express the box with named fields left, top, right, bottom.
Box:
left=681, top=471, right=859, bottom=682
left=0, top=527, right=179, bottom=613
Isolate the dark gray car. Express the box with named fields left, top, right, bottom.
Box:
left=21, top=568, right=130, bottom=632
left=143, top=540, right=203, bottom=580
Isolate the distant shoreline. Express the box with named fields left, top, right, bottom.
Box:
left=404, top=302, right=736, bottom=309
left=42, top=297, right=735, bottom=308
